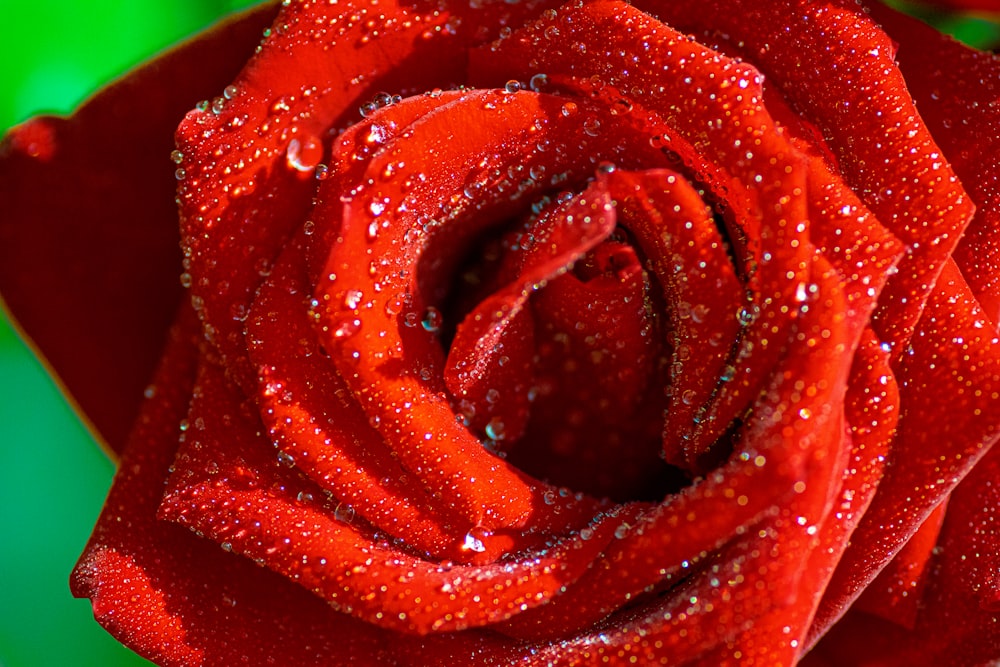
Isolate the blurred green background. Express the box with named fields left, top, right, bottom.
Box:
left=0, top=3, right=263, bottom=666
left=0, top=2, right=996, bottom=667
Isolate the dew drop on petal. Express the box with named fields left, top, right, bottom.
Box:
left=421, top=306, right=443, bottom=332
left=334, top=503, right=356, bottom=523
left=286, top=135, right=323, bottom=172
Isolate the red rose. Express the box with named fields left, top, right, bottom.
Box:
left=2, top=0, right=999, bottom=665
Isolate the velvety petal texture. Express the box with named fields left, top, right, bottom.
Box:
left=1, top=0, right=998, bottom=665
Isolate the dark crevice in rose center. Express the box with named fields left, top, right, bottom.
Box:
left=439, top=208, right=691, bottom=503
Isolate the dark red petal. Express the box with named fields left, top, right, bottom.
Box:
left=513, top=234, right=666, bottom=499
left=445, top=178, right=619, bottom=447
left=853, top=499, right=947, bottom=629
left=806, top=447, right=1000, bottom=665
left=693, top=329, right=898, bottom=663
left=246, top=231, right=472, bottom=560
left=0, top=3, right=277, bottom=454
left=508, top=253, right=859, bottom=660
left=596, top=170, right=742, bottom=474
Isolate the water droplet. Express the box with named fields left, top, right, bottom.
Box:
left=333, top=318, right=362, bottom=339
left=529, top=73, right=549, bottom=91
left=737, top=303, right=759, bottom=326
left=485, top=417, right=506, bottom=441
left=223, top=85, right=239, bottom=100
left=608, top=95, right=632, bottom=115
left=691, top=303, right=709, bottom=323
left=170, top=150, right=184, bottom=164
left=344, top=290, right=363, bottom=309
left=335, top=503, right=356, bottom=523
left=286, top=135, right=323, bottom=172
left=583, top=117, right=601, bottom=137
left=384, top=294, right=406, bottom=316
left=277, top=450, right=295, bottom=467
left=461, top=527, right=490, bottom=553
left=504, top=80, right=522, bottom=93
left=421, top=306, right=443, bottom=332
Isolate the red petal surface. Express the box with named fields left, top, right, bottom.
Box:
left=309, top=88, right=668, bottom=544
left=813, top=258, right=1000, bottom=640
left=868, top=2, right=1000, bottom=329
left=69, top=307, right=397, bottom=665
left=805, top=446, right=1000, bottom=666
left=643, top=0, right=976, bottom=358
left=0, top=3, right=278, bottom=454
left=173, top=0, right=564, bottom=393
left=158, top=352, right=643, bottom=635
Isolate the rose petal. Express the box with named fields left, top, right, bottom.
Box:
left=805, top=446, right=1000, bottom=665
left=853, top=499, right=948, bottom=629
left=867, top=1, right=1000, bottom=330
left=444, top=177, right=620, bottom=448
left=158, top=351, right=646, bottom=634
left=174, top=0, right=564, bottom=392
left=506, top=250, right=858, bottom=660
left=814, top=258, right=1000, bottom=637
left=246, top=232, right=473, bottom=561
left=70, top=306, right=396, bottom=665
left=641, top=0, right=976, bottom=358
left=0, top=3, right=277, bottom=454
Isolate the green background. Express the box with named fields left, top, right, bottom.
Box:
left=0, top=2, right=996, bottom=667
left=0, top=3, right=263, bottom=666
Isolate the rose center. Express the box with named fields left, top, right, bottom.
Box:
left=441, top=218, right=688, bottom=503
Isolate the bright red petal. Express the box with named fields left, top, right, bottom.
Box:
left=868, top=1, right=1000, bottom=329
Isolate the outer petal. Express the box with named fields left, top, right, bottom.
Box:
left=71, top=304, right=536, bottom=665
left=812, top=259, right=1000, bottom=645
left=804, top=445, right=1000, bottom=666
left=867, top=1, right=1000, bottom=328
left=0, top=3, right=278, bottom=455
left=69, top=306, right=397, bottom=665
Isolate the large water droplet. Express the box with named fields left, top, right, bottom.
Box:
left=286, top=135, right=323, bottom=172
left=421, top=306, right=443, bottom=332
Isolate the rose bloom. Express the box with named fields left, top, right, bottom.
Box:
left=2, top=0, right=1000, bottom=664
